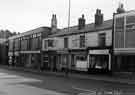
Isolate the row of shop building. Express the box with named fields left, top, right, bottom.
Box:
left=7, top=5, right=135, bottom=73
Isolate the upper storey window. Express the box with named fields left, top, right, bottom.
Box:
left=126, top=15, right=135, bottom=32
left=80, top=35, right=85, bottom=48
left=48, top=39, right=54, bottom=47
left=64, top=37, right=68, bottom=48
left=98, top=33, right=106, bottom=47
left=115, top=17, right=124, bottom=32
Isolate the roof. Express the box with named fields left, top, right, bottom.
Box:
left=114, top=10, right=135, bottom=18
left=49, top=19, right=113, bottom=37
left=21, top=27, right=51, bottom=36
left=8, top=27, right=51, bottom=40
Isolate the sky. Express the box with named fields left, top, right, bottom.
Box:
left=0, top=0, right=134, bottom=33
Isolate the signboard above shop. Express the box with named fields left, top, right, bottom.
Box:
left=89, top=49, right=109, bottom=55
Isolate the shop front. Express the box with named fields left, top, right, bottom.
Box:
left=20, top=51, right=41, bottom=69
left=49, top=54, right=57, bottom=71
left=113, top=49, right=135, bottom=72
left=42, top=51, right=49, bottom=70
left=56, top=50, right=69, bottom=71
left=8, top=51, right=20, bottom=66
left=88, top=49, right=111, bottom=73
left=42, top=51, right=57, bottom=71
left=70, top=50, right=88, bottom=72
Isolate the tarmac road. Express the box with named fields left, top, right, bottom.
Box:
left=0, top=68, right=135, bottom=95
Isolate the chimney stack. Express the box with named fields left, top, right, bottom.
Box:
left=117, top=3, right=125, bottom=14
left=95, top=9, right=104, bottom=26
left=78, top=14, right=86, bottom=30
left=51, top=14, right=57, bottom=31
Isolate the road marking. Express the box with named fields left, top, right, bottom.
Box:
left=72, top=86, right=123, bottom=95
left=78, top=92, right=96, bottom=95
left=72, top=86, right=96, bottom=93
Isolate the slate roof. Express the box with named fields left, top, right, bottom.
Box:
left=20, top=27, right=51, bottom=36
left=49, top=19, right=113, bottom=37
left=8, top=27, right=51, bottom=40
left=8, top=19, right=113, bottom=40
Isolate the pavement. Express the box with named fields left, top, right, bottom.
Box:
left=0, top=71, right=68, bottom=95
left=1, top=65, right=135, bottom=85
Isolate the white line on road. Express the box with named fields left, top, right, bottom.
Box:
left=72, top=86, right=96, bottom=93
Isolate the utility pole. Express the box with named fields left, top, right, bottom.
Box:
left=65, top=0, right=71, bottom=77
left=68, top=0, right=71, bottom=30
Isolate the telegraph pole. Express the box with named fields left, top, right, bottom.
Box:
left=65, top=0, right=71, bottom=76
left=68, top=0, right=71, bottom=30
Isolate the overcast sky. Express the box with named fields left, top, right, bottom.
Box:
left=0, top=0, right=134, bottom=32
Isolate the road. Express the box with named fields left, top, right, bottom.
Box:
left=0, top=68, right=135, bottom=95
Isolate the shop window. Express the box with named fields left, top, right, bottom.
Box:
left=76, top=55, right=87, bottom=70
left=89, top=55, right=108, bottom=69
left=76, top=56, right=87, bottom=61
left=89, top=56, right=96, bottom=68
left=61, top=55, right=67, bottom=65
left=80, top=35, right=85, bottom=48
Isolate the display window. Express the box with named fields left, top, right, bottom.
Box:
left=89, top=55, right=109, bottom=70
left=75, top=55, right=88, bottom=70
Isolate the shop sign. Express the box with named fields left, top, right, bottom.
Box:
left=14, top=52, right=19, bottom=56
left=57, top=49, right=68, bottom=53
left=89, top=49, right=109, bottom=54
left=20, top=51, right=40, bottom=53
left=8, top=52, right=13, bottom=56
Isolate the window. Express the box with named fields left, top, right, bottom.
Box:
left=89, top=55, right=108, bottom=69
left=126, top=15, right=135, bottom=24
left=44, top=40, right=48, bottom=49
left=48, top=39, right=54, bottom=47
left=64, top=37, right=68, bottom=48
left=72, top=39, right=78, bottom=47
left=99, top=33, right=106, bottom=47
left=115, top=17, right=124, bottom=32
left=126, top=15, right=135, bottom=32
left=37, top=36, right=41, bottom=49
left=76, top=56, right=87, bottom=61
left=80, top=35, right=85, bottom=48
